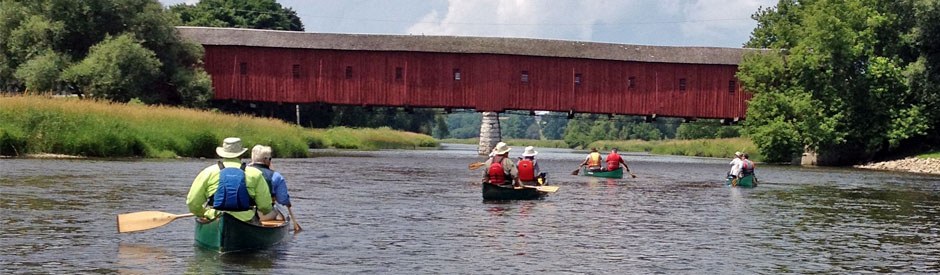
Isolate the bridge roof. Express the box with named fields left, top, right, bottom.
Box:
left=177, top=27, right=761, bottom=65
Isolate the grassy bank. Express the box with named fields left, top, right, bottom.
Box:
left=0, top=96, right=438, bottom=158
left=306, top=127, right=438, bottom=150
left=917, top=151, right=940, bottom=159
left=588, top=138, right=760, bottom=161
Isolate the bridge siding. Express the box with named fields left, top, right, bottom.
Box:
left=204, top=46, right=750, bottom=119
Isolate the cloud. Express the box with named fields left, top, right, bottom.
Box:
left=407, top=0, right=775, bottom=46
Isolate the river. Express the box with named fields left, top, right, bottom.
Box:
left=1, top=144, right=938, bottom=274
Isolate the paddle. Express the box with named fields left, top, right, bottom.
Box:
left=523, top=185, right=559, bottom=193
left=468, top=162, right=485, bottom=171
left=288, top=207, right=302, bottom=232
left=571, top=166, right=581, bottom=175
left=117, top=211, right=194, bottom=233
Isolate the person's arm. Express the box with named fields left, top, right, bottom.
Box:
left=271, top=172, right=291, bottom=207
left=186, top=167, right=212, bottom=218
left=506, top=158, right=520, bottom=186
left=481, top=159, right=492, bottom=182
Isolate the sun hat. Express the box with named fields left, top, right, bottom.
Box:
left=493, top=142, right=511, bottom=155
left=734, top=151, right=743, bottom=157
left=522, top=146, right=538, bottom=157
left=216, top=137, right=248, bottom=158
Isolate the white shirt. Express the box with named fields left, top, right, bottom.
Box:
left=729, top=158, right=743, bottom=176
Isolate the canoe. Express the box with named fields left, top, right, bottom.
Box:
left=194, top=212, right=291, bottom=253
left=482, top=183, right=548, bottom=200
left=726, top=175, right=757, bottom=188
left=580, top=167, right=623, bottom=178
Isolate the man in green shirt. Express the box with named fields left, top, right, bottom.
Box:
left=186, top=137, right=272, bottom=224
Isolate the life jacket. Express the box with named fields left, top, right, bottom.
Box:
left=488, top=156, right=507, bottom=184
left=211, top=161, right=253, bottom=211
left=606, top=152, right=622, bottom=171
left=251, top=164, right=275, bottom=194
left=742, top=160, right=755, bottom=176
left=518, top=158, right=535, bottom=181
left=587, top=152, right=601, bottom=167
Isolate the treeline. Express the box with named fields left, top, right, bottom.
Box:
left=740, top=0, right=940, bottom=164
left=439, top=112, right=740, bottom=149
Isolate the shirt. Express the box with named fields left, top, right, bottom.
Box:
left=186, top=159, right=273, bottom=222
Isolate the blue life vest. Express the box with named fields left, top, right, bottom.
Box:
left=211, top=161, right=252, bottom=211
left=251, top=164, right=275, bottom=193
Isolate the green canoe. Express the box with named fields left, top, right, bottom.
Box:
left=482, top=183, right=548, bottom=200
left=194, top=213, right=291, bottom=253
left=726, top=175, right=757, bottom=188
left=580, top=167, right=623, bottom=178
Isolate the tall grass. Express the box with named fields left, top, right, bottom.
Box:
left=0, top=95, right=309, bottom=158
left=917, top=151, right=940, bottom=159
left=589, top=138, right=760, bottom=161
left=307, top=126, right=438, bottom=150
left=438, top=138, right=569, bottom=148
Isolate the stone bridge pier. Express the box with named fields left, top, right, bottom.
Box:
left=478, top=112, right=501, bottom=155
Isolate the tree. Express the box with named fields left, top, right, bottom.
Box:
left=739, top=0, right=938, bottom=163
left=170, top=0, right=304, bottom=31
left=432, top=114, right=450, bottom=139
left=62, top=34, right=162, bottom=102
left=0, top=0, right=212, bottom=106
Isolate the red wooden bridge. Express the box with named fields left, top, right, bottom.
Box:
left=178, top=27, right=758, bottom=120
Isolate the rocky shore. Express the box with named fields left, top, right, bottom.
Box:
left=854, top=157, right=940, bottom=175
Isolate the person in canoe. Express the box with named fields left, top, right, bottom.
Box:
left=517, top=146, right=546, bottom=186
left=605, top=148, right=629, bottom=172
left=249, top=145, right=301, bottom=230
left=742, top=153, right=756, bottom=180
left=186, top=137, right=273, bottom=225
left=578, top=147, right=603, bottom=172
left=482, top=142, right=520, bottom=187
left=728, top=151, right=744, bottom=180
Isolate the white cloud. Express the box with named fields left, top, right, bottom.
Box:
left=407, top=0, right=775, bottom=46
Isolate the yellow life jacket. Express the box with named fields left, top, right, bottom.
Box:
left=587, top=152, right=601, bottom=166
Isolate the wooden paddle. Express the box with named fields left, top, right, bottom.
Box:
left=523, top=185, right=559, bottom=193
left=117, top=211, right=194, bottom=233
left=468, top=162, right=486, bottom=171
left=571, top=166, right=581, bottom=175
left=288, top=207, right=302, bottom=232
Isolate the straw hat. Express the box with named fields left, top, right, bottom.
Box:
left=216, top=137, right=248, bottom=158
left=734, top=151, right=743, bottom=157
left=522, top=146, right=538, bottom=157
left=493, top=142, right=511, bottom=155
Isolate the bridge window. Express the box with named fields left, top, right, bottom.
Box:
left=729, top=80, right=736, bottom=93
left=345, top=66, right=353, bottom=79
left=292, top=64, right=300, bottom=78
left=454, top=69, right=461, bottom=81
left=628, top=76, right=636, bottom=88
left=395, top=67, right=403, bottom=80
left=239, top=62, right=247, bottom=75
left=679, top=78, right=687, bottom=91
left=521, top=71, right=529, bottom=83
left=574, top=73, right=582, bottom=86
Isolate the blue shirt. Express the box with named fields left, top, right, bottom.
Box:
left=251, top=164, right=292, bottom=207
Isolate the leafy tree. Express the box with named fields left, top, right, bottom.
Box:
left=0, top=0, right=212, bottom=106
left=739, top=0, right=938, bottom=163
left=170, top=0, right=304, bottom=31
left=432, top=114, right=450, bottom=138
left=540, top=114, right=568, bottom=139
left=62, top=34, right=162, bottom=102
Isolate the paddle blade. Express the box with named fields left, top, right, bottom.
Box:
left=468, top=162, right=486, bottom=171
left=571, top=168, right=580, bottom=175
left=117, top=211, right=194, bottom=233
left=631, top=173, right=637, bottom=178
left=526, top=185, right=559, bottom=193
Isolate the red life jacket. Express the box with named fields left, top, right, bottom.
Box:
left=518, top=158, right=535, bottom=181
left=488, top=156, right=506, bottom=184
left=606, top=153, right=622, bottom=171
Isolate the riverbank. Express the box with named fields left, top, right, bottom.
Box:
left=854, top=156, right=940, bottom=175
left=0, top=95, right=437, bottom=158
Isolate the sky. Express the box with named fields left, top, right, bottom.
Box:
left=159, top=0, right=779, bottom=48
